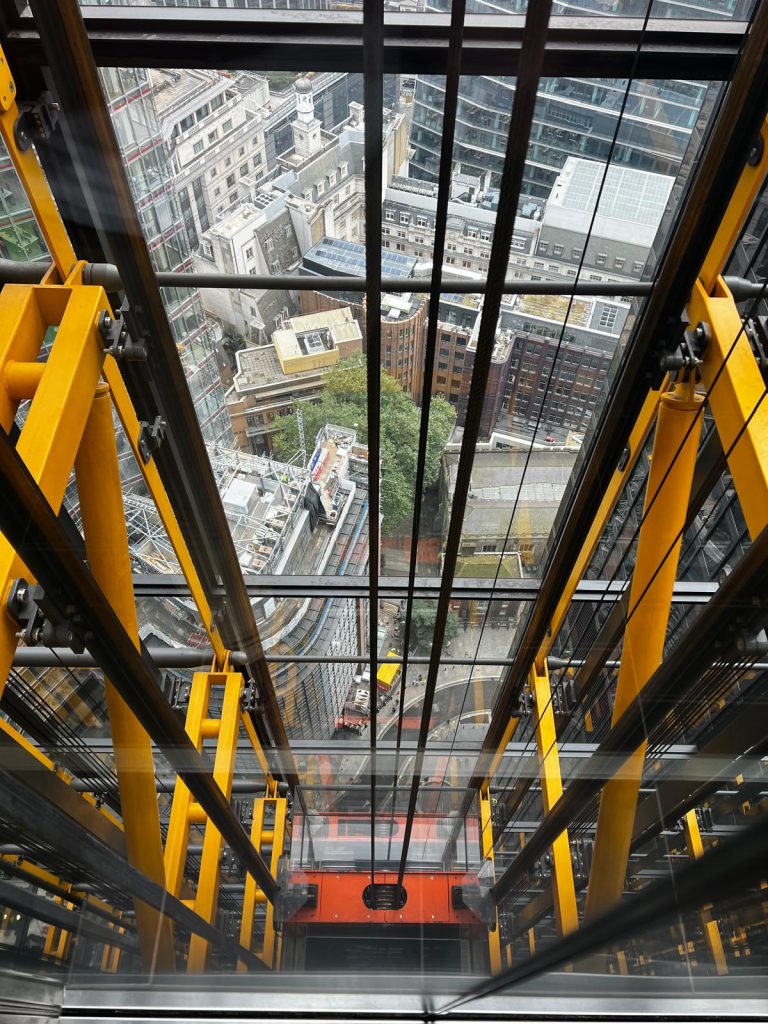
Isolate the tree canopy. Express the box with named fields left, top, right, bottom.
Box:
left=272, top=360, right=455, bottom=532
left=410, top=601, right=459, bottom=650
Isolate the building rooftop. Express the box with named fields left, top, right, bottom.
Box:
left=232, top=308, right=362, bottom=392
left=515, top=292, right=594, bottom=327
left=543, top=156, right=675, bottom=248
left=302, top=236, right=417, bottom=279
left=381, top=292, right=423, bottom=321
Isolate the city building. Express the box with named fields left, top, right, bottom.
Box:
left=530, top=157, right=676, bottom=284
left=100, top=66, right=234, bottom=451
left=439, top=448, right=577, bottom=573
left=382, top=173, right=537, bottom=276
left=151, top=68, right=269, bottom=250
left=431, top=293, right=482, bottom=406
left=297, top=237, right=428, bottom=398
left=225, top=307, right=363, bottom=453
left=410, top=73, right=712, bottom=208
left=193, top=197, right=301, bottom=344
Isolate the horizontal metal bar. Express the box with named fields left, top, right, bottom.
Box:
left=11, top=646, right=247, bottom=669
left=0, top=877, right=137, bottom=953
left=9, top=261, right=764, bottom=303
left=4, top=11, right=747, bottom=79
left=0, top=259, right=653, bottom=297
left=132, top=572, right=717, bottom=604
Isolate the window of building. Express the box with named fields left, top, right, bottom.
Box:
left=596, top=253, right=607, bottom=266
left=245, top=246, right=254, bottom=259
left=240, top=163, right=249, bottom=176
left=385, top=209, right=395, bottom=222
left=222, top=118, right=233, bottom=132
left=599, top=306, right=618, bottom=331
left=614, top=256, right=625, bottom=270
left=538, top=241, right=549, bottom=253
left=417, top=215, right=427, bottom=228
left=553, top=244, right=564, bottom=256
left=226, top=173, right=235, bottom=188
left=400, top=213, right=410, bottom=225
left=208, top=130, right=218, bottom=144
left=633, top=260, right=644, bottom=273
left=193, top=140, right=204, bottom=155
left=573, top=247, right=583, bottom=259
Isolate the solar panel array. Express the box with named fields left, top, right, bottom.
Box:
left=561, top=159, right=674, bottom=226
left=303, top=236, right=417, bottom=278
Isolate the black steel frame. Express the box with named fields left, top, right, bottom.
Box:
left=0, top=8, right=748, bottom=80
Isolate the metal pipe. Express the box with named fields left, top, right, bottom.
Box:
left=7, top=258, right=767, bottom=301
left=12, top=646, right=247, bottom=668
left=362, top=0, right=384, bottom=895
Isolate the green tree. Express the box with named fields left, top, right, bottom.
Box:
left=410, top=601, right=459, bottom=651
left=273, top=360, right=455, bottom=532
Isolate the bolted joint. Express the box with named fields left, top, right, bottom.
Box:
left=658, top=321, right=710, bottom=381
left=137, top=416, right=165, bottom=464
left=14, top=91, right=59, bottom=152
left=97, top=310, right=146, bottom=362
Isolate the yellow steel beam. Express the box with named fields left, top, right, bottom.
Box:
left=0, top=43, right=76, bottom=277
left=699, top=119, right=768, bottom=293
left=530, top=659, right=578, bottom=936
left=479, top=785, right=503, bottom=974
left=479, top=385, right=663, bottom=790
left=187, top=671, right=243, bottom=972
left=102, top=358, right=227, bottom=667
left=0, top=285, right=105, bottom=697
left=262, top=795, right=287, bottom=969
left=238, top=795, right=267, bottom=971
left=683, top=811, right=728, bottom=975
left=689, top=276, right=768, bottom=541
left=165, top=671, right=214, bottom=897
left=539, top=384, right=664, bottom=660
left=585, top=381, right=703, bottom=921
left=75, top=384, right=175, bottom=971
left=238, top=792, right=287, bottom=970
left=240, top=706, right=276, bottom=789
